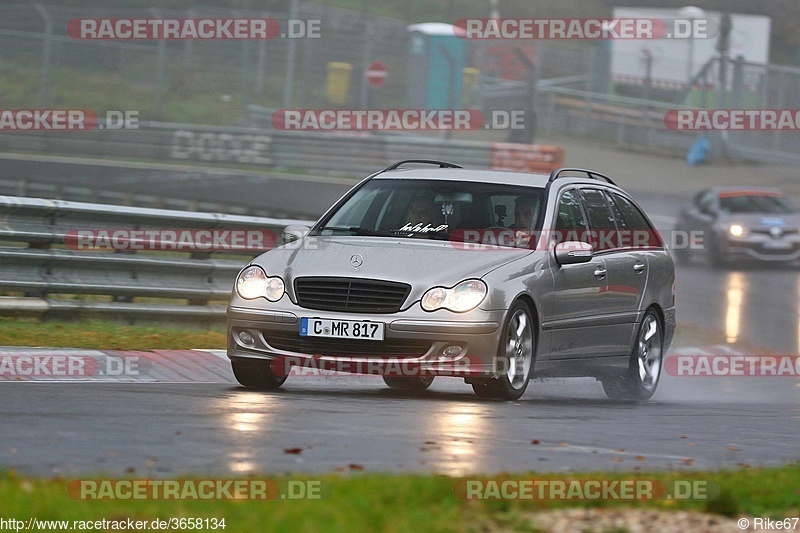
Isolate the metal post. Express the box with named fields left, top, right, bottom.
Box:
left=150, top=8, right=167, bottom=117
left=241, top=40, right=251, bottom=113
left=730, top=55, right=744, bottom=108
left=437, top=44, right=457, bottom=140
left=236, top=11, right=251, bottom=113
left=255, top=12, right=268, bottom=96
left=772, top=71, right=787, bottom=152
left=512, top=46, right=536, bottom=144
left=642, top=49, right=653, bottom=102
left=714, top=54, right=729, bottom=158
left=32, top=3, right=53, bottom=108
left=282, top=0, right=300, bottom=108
left=641, top=49, right=653, bottom=144
left=300, top=23, right=313, bottom=106
left=184, top=9, right=195, bottom=68
left=700, top=63, right=709, bottom=108
left=358, top=22, right=374, bottom=108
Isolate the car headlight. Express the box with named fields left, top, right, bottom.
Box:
left=421, top=279, right=487, bottom=312
left=236, top=266, right=285, bottom=301
left=729, top=224, right=745, bottom=237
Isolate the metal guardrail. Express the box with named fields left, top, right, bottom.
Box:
left=536, top=85, right=696, bottom=153
left=0, top=120, right=496, bottom=177
left=0, top=195, right=315, bottom=321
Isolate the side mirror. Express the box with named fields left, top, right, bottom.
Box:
left=698, top=205, right=717, bottom=219
left=554, top=241, right=593, bottom=265
left=282, top=224, right=310, bottom=244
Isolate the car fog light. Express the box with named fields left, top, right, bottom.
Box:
left=238, top=331, right=255, bottom=346
left=442, top=345, right=463, bottom=357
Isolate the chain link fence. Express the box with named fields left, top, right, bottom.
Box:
left=3, top=3, right=798, bottom=165
left=0, top=3, right=593, bottom=123
left=0, top=3, right=414, bottom=120
left=690, top=56, right=800, bottom=164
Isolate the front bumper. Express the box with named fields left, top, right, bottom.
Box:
left=227, top=305, right=505, bottom=377
left=721, top=234, right=800, bottom=262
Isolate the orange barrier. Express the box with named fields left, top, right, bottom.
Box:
left=490, top=143, right=565, bottom=173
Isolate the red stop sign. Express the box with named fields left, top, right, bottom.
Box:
left=366, top=60, right=388, bottom=88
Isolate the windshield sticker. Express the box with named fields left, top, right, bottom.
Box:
left=399, top=223, right=449, bottom=233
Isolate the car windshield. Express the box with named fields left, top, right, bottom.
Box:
left=315, top=178, right=545, bottom=247
left=717, top=193, right=797, bottom=214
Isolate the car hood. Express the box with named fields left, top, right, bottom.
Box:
left=253, top=236, right=534, bottom=288
left=717, top=212, right=800, bottom=230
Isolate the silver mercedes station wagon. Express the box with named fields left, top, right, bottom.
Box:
left=227, top=160, right=676, bottom=400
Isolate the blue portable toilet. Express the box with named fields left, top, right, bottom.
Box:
left=407, top=23, right=467, bottom=109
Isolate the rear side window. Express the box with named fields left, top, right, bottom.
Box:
left=610, top=192, right=663, bottom=248
left=579, top=189, right=618, bottom=251
left=553, top=189, right=590, bottom=245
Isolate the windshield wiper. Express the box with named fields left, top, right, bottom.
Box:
left=316, top=226, right=452, bottom=239
left=315, top=226, right=403, bottom=237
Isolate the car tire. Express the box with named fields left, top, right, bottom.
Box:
left=671, top=226, right=691, bottom=265
left=471, top=301, right=535, bottom=400
left=707, top=234, right=728, bottom=269
left=382, top=376, right=434, bottom=391
left=231, top=357, right=288, bottom=390
left=601, top=309, right=663, bottom=401
left=673, top=246, right=690, bottom=265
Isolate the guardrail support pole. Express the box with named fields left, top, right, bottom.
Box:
left=32, top=3, right=53, bottom=108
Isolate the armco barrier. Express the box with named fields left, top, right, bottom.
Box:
left=0, top=121, right=564, bottom=177
left=0, top=195, right=314, bottom=321
left=490, top=143, right=565, bottom=174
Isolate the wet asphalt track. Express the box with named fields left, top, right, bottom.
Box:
left=0, top=362, right=797, bottom=477
left=1, top=172, right=799, bottom=477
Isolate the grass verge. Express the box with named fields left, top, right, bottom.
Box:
left=1, top=316, right=725, bottom=353
left=1, top=467, right=798, bottom=532
left=0, top=317, right=225, bottom=351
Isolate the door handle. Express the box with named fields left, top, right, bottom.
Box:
left=594, top=267, right=607, bottom=278
left=633, top=262, right=646, bottom=273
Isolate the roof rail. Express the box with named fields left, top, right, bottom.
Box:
left=381, top=159, right=463, bottom=172
left=548, top=167, right=616, bottom=185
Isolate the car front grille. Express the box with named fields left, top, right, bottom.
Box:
left=264, top=331, right=431, bottom=358
left=293, top=277, right=411, bottom=313
left=751, top=228, right=798, bottom=237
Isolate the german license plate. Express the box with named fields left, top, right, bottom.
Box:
left=300, top=318, right=384, bottom=341
left=763, top=241, right=791, bottom=250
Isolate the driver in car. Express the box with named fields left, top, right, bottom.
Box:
left=402, top=195, right=447, bottom=235
left=509, top=195, right=538, bottom=248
